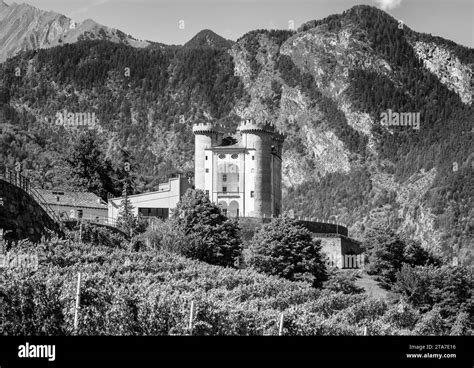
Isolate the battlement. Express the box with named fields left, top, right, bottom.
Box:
left=192, top=122, right=220, bottom=135
left=237, top=119, right=285, bottom=139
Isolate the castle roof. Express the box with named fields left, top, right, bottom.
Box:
left=37, top=189, right=107, bottom=209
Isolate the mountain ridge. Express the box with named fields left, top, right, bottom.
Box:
left=0, top=4, right=472, bottom=265
left=0, top=1, right=150, bottom=62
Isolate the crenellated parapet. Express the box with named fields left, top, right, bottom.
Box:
left=192, top=122, right=221, bottom=135
left=237, top=119, right=285, bottom=141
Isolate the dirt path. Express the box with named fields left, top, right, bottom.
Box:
left=354, top=272, right=389, bottom=300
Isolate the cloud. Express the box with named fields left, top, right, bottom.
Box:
left=373, top=0, right=403, bottom=11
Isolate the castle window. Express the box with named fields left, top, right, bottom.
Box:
left=222, top=186, right=227, bottom=193
left=205, top=168, right=209, bottom=173
left=218, top=154, right=226, bottom=159
left=205, top=156, right=208, bottom=160
left=223, top=174, right=227, bottom=182
left=231, top=154, right=238, bottom=159
left=77, top=209, right=83, bottom=219
left=252, top=156, right=255, bottom=160
left=250, top=191, right=254, bottom=198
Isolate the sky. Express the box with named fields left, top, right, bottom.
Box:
left=12, top=0, right=474, bottom=47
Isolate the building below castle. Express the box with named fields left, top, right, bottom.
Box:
left=107, top=175, right=191, bottom=223
left=37, top=189, right=107, bottom=222
left=193, top=119, right=284, bottom=218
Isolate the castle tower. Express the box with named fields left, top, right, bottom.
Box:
left=237, top=119, right=284, bottom=218
left=192, top=122, right=221, bottom=190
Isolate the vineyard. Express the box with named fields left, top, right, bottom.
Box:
left=1, top=238, right=468, bottom=336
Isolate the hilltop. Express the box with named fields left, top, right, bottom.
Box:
left=184, top=29, right=234, bottom=49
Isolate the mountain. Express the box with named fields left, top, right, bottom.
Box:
left=0, top=5, right=472, bottom=265
left=0, top=1, right=150, bottom=62
left=184, top=29, right=234, bottom=49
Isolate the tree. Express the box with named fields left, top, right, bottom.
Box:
left=364, top=228, right=437, bottom=287
left=116, top=197, right=147, bottom=237
left=171, top=189, right=242, bottom=267
left=450, top=312, right=471, bottom=336
left=65, top=131, right=116, bottom=200
left=393, top=264, right=473, bottom=323
left=249, top=215, right=327, bottom=287
left=364, top=228, right=406, bottom=286
left=403, top=239, right=439, bottom=266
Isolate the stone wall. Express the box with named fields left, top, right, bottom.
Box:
left=238, top=217, right=349, bottom=240
left=298, top=220, right=348, bottom=237
left=319, top=237, right=343, bottom=267
left=317, top=236, right=363, bottom=268
left=0, top=179, right=61, bottom=243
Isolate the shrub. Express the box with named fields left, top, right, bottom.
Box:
left=323, top=269, right=364, bottom=294
left=249, top=216, right=327, bottom=287
left=403, top=239, right=439, bottom=266
left=393, top=264, right=473, bottom=322
left=364, top=227, right=438, bottom=287
left=139, top=219, right=183, bottom=252
left=0, top=275, right=67, bottom=335
left=2, top=240, right=462, bottom=336
left=450, top=312, right=472, bottom=336
left=71, top=221, right=128, bottom=248
left=380, top=301, right=420, bottom=330
left=172, top=189, right=242, bottom=267
left=413, top=308, right=447, bottom=336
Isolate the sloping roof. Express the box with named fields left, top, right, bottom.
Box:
left=37, top=189, right=107, bottom=209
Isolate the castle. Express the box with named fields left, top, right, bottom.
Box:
left=193, top=118, right=363, bottom=269
left=193, top=119, right=284, bottom=218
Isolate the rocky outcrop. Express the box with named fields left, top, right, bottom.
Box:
left=230, top=32, right=354, bottom=187
left=411, top=41, right=472, bottom=105
left=352, top=168, right=444, bottom=254
left=280, top=23, right=390, bottom=140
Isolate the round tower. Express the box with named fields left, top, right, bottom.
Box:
left=193, top=122, right=220, bottom=190
left=238, top=119, right=285, bottom=217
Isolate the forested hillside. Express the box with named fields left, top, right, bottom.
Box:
left=0, top=5, right=472, bottom=264
left=0, top=41, right=245, bottom=193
